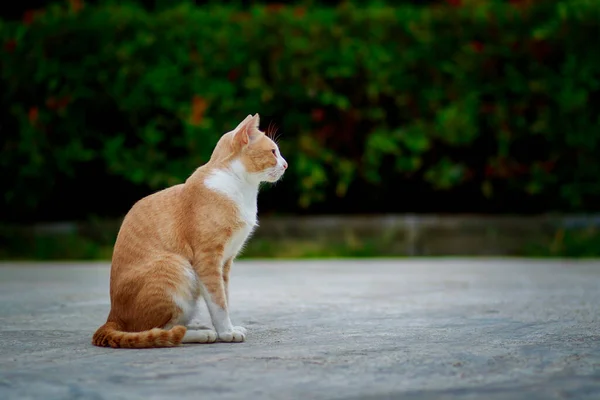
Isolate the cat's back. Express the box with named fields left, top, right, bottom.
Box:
left=109, top=183, right=192, bottom=307
left=124, top=183, right=185, bottom=223
left=113, top=184, right=187, bottom=259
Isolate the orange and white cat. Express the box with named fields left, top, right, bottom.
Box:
left=92, top=113, right=287, bottom=348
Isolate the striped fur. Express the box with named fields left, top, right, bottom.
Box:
left=92, top=114, right=287, bottom=348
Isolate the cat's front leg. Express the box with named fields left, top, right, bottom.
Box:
left=223, top=258, right=232, bottom=306
left=195, top=252, right=245, bottom=343
left=223, top=258, right=246, bottom=335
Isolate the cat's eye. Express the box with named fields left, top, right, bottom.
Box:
left=271, top=149, right=277, bottom=156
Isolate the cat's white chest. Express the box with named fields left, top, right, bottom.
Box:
left=224, top=223, right=254, bottom=261
left=204, top=165, right=259, bottom=261
left=223, top=197, right=257, bottom=260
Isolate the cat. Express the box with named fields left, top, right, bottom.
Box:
left=92, top=113, right=287, bottom=348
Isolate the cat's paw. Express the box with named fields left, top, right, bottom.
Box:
left=232, top=326, right=247, bottom=335
left=182, top=329, right=217, bottom=344
left=218, top=326, right=246, bottom=343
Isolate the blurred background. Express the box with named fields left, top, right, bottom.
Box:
left=1, top=0, right=599, bottom=260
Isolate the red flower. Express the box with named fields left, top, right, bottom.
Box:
left=189, top=95, right=208, bottom=126
left=22, top=9, right=46, bottom=25
left=514, top=163, right=528, bottom=175
left=4, top=39, right=16, bottom=53
left=470, top=41, right=484, bottom=53
left=293, top=7, right=306, bottom=18
left=230, top=12, right=251, bottom=23
left=266, top=4, right=285, bottom=13
left=69, top=0, right=84, bottom=13
left=480, top=103, right=494, bottom=114
left=227, top=68, right=240, bottom=82
left=311, top=109, right=325, bottom=122
left=23, top=10, right=36, bottom=25
left=46, top=96, right=72, bottom=111
left=28, top=107, right=39, bottom=124
left=446, top=0, right=461, bottom=6
left=530, top=39, right=551, bottom=62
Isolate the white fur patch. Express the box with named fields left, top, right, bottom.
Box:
left=182, top=329, right=217, bottom=344
left=200, top=282, right=234, bottom=333
left=224, top=225, right=254, bottom=261
left=201, top=283, right=245, bottom=342
left=171, top=263, right=199, bottom=326
left=274, top=147, right=287, bottom=169
left=268, top=146, right=287, bottom=183
left=204, top=159, right=259, bottom=260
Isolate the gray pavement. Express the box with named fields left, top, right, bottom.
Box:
left=0, top=259, right=599, bottom=400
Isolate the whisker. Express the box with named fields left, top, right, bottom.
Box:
left=266, top=121, right=280, bottom=142
left=265, top=121, right=272, bottom=139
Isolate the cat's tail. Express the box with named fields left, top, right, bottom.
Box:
left=92, top=322, right=186, bottom=348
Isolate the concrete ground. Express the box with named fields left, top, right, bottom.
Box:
left=0, top=259, right=599, bottom=400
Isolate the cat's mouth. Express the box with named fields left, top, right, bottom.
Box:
left=267, top=169, right=285, bottom=182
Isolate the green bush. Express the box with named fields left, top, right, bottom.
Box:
left=1, top=0, right=600, bottom=221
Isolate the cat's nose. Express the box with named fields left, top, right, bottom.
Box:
left=282, top=160, right=288, bottom=170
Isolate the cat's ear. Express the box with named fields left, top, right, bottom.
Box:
left=247, top=114, right=261, bottom=142
left=233, top=114, right=253, bottom=133
left=233, top=113, right=261, bottom=147
left=251, top=113, right=260, bottom=128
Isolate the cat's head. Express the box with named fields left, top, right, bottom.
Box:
left=212, top=113, right=287, bottom=184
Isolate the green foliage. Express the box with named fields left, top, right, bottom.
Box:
left=525, top=227, right=600, bottom=258
left=1, top=0, right=600, bottom=218
left=0, top=226, right=116, bottom=260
